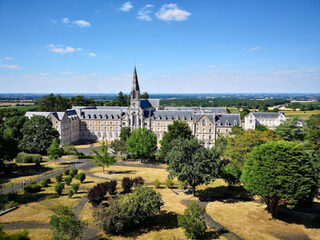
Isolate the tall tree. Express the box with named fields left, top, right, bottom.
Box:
left=92, top=139, right=116, bottom=172
left=304, top=114, right=320, bottom=150
left=0, top=129, right=19, bottom=162
left=166, top=138, right=219, bottom=196
left=160, top=120, right=192, bottom=160
left=140, top=92, right=149, bottom=99
left=116, top=91, right=129, bottom=106
left=275, top=118, right=305, bottom=141
left=70, top=95, right=95, bottom=106
left=37, top=93, right=71, bottom=112
left=19, top=115, right=59, bottom=154
left=126, top=128, right=157, bottom=160
left=119, top=127, right=131, bottom=142
left=47, top=139, right=64, bottom=161
left=3, top=115, right=27, bottom=141
left=241, top=141, right=318, bottom=218
left=222, top=129, right=280, bottom=184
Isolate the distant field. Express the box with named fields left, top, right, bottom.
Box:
left=0, top=105, right=38, bottom=111
left=284, top=110, right=320, bottom=118
left=227, top=107, right=240, bottom=114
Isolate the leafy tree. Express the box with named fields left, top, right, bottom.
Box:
left=64, top=176, right=72, bottom=185
left=240, top=107, right=250, bottom=120
left=110, top=139, right=127, bottom=155
left=256, top=124, right=268, bottom=131
left=140, top=92, right=149, bottom=99
left=75, top=172, right=86, bottom=183
left=37, top=93, right=71, bottom=112
left=166, top=138, right=219, bottom=196
left=119, top=127, right=131, bottom=142
left=55, top=183, right=64, bottom=195
left=92, top=139, right=116, bottom=173
left=230, top=125, right=243, bottom=135
left=19, top=115, right=59, bottom=154
left=3, top=115, right=27, bottom=141
left=275, top=118, right=305, bottom=141
left=241, top=141, right=318, bottom=218
left=70, top=95, right=95, bottom=106
left=0, top=129, right=19, bottom=161
left=72, top=183, right=80, bottom=194
left=47, top=139, right=64, bottom=161
left=116, top=91, right=129, bottom=106
left=160, top=120, right=192, bottom=160
left=119, top=186, right=163, bottom=226
left=49, top=205, right=87, bottom=240
left=126, top=128, right=157, bottom=160
left=178, top=202, right=207, bottom=239
left=304, top=114, right=320, bottom=150
left=222, top=130, right=280, bottom=184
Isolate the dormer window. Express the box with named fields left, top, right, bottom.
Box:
left=94, top=114, right=97, bottom=119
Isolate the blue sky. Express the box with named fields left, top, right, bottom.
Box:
left=0, top=0, right=319, bottom=93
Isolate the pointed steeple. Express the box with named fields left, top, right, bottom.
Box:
left=131, top=66, right=140, bottom=101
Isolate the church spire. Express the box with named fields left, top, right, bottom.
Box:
left=131, top=66, right=140, bottom=101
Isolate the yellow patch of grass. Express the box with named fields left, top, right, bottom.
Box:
left=285, top=110, right=320, bottom=118
left=90, top=165, right=169, bottom=183
left=3, top=228, right=51, bottom=240
left=206, top=201, right=320, bottom=240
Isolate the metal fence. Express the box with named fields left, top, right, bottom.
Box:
left=0, top=159, right=95, bottom=195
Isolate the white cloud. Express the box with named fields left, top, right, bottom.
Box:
left=156, top=4, right=191, bottom=21
left=51, top=19, right=57, bottom=24
left=4, top=57, right=14, bottom=60
left=249, top=46, right=261, bottom=52
left=73, top=20, right=91, bottom=27
left=88, top=52, right=96, bottom=57
left=137, top=4, right=154, bottom=21
left=62, top=17, right=70, bottom=24
left=60, top=72, right=77, bottom=75
left=48, top=44, right=82, bottom=54
left=209, top=64, right=217, bottom=68
left=39, top=73, right=49, bottom=76
left=120, top=2, right=133, bottom=12
left=0, top=64, right=19, bottom=69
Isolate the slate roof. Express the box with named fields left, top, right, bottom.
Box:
left=250, top=112, right=284, bottom=119
left=25, top=112, right=51, bottom=119
left=215, top=114, right=241, bottom=127
left=163, top=107, right=227, bottom=113
left=79, top=109, right=125, bottom=120
left=151, top=110, right=194, bottom=121
left=140, top=99, right=160, bottom=110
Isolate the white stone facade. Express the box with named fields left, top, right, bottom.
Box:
left=244, top=112, right=286, bottom=130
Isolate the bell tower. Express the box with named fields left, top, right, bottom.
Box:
left=128, top=66, right=143, bottom=130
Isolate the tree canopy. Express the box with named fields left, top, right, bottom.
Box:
left=126, top=128, right=157, bottom=160
left=222, top=129, right=280, bottom=184
left=241, top=141, right=318, bottom=218
left=160, top=120, right=192, bottom=160
left=92, top=139, right=116, bottom=172
left=19, top=115, right=59, bottom=154
left=47, top=139, right=64, bottom=160
left=304, top=114, right=320, bottom=150
left=275, top=118, right=305, bottom=141
left=166, top=138, right=219, bottom=195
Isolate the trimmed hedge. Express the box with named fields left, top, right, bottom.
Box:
left=16, top=152, right=42, bottom=163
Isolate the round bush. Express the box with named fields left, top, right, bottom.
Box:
left=55, top=183, right=65, bottom=196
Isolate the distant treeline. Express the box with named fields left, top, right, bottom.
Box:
left=287, top=102, right=320, bottom=111
left=160, top=98, right=291, bottom=109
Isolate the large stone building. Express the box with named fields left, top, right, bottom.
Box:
left=25, top=67, right=241, bottom=148
left=244, top=112, right=286, bottom=130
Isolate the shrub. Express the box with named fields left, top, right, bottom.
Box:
left=106, top=180, right=117, bottom=195
left=178, top=202, right=207, bottom=239
left=153, top=179, right=161, bottom=189
left=4, top=201, right=18, bottom=210
left=75, top=172, right=86, bottom=183
left=40, top=177, right=51, bottom=187
left=179, top=180, right=188, bottom=190
left=133, top=177, right=145, bottom=186
left=23, top=182, right=42, bottom=193
left=0, top=226, right=29, bottom=240
left=166, top=178, right=174, bottom=189
left=16, top=152, right=42, bottom=163
left=122, top=177, right=133, bottom=194
left=68, top=189, right=75, bottom=199
left=78, top=155, right=94, bottom=159
left=70, top=169, right=78, bottom=177
left=49, top=205, right=86, bottom=240
left=88, top=183, right=108, bottom=206
left=72, top=183, right=80, bottom=194
left=64, top=176, right=72, bottom=185
left=3, top=163, right=18, bottom=174
left=94, top=199, right=126, bottom=235
left=55, top=173, right=63, bottom=182
left=64, top=169, right=70, bottom=175
left=119, top=186, right=163, bottom=227
left=55, top=183, right=65, bottom=196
